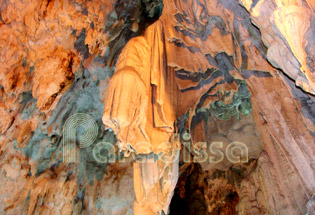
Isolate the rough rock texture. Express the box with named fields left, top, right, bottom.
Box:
left=0, top=0, right=314, bottom=215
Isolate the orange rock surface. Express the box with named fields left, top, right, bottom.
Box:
left=0, top=0, right=314, bottom=214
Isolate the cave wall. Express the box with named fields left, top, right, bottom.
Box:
left=0, top=0, right=314, bottom=214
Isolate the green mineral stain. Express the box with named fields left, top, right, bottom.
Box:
left=36, top=143, right=58, bottom=175
left=96, top=199, right=102, bottom=209
left=210, top=80, right=252, bottom=120
left=14, top=125, right=48, bottom=160
left=22, top=191, right=31, bottom=214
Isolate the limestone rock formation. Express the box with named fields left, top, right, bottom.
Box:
left=0, top=0, right=314, bottom=215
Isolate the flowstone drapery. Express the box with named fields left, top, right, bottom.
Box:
left=102, top=0, right=315, bottom=214
left=102, top=1, right=261, bottom=213
left=103, top=21, right=180, bottom=214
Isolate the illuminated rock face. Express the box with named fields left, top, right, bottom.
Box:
left=0, top=0, right=314, bottom=215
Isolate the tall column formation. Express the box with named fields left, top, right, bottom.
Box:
left=102, top=21, right=180, bottom=214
